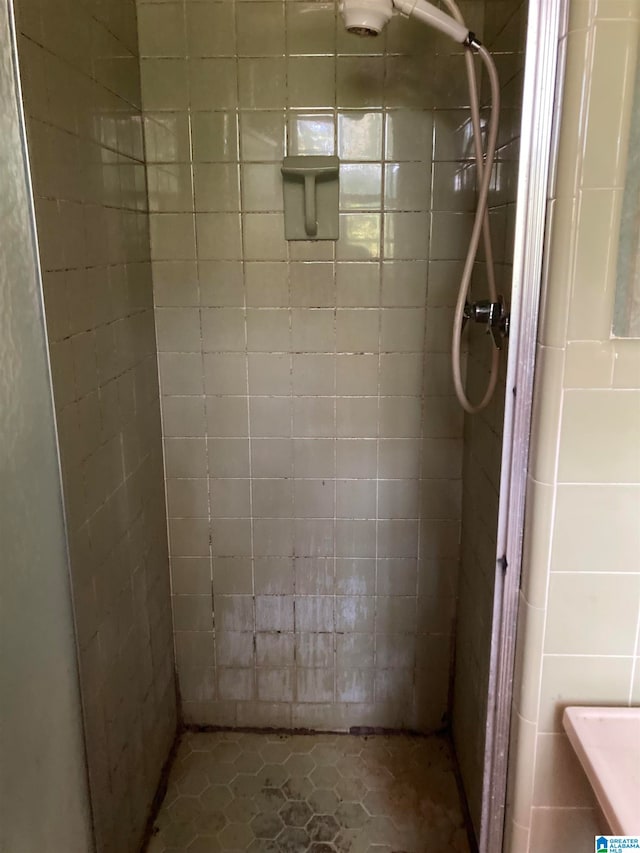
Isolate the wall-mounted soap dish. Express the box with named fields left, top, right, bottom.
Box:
left=281, top=156, right=339, bottom=241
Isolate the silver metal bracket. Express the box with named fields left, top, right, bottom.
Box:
left=463, top=296, right=510, bottom=349
left=465, top=32, right=482, bottom=51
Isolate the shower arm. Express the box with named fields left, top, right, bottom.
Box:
left=393, top=0, right=473, bottom=45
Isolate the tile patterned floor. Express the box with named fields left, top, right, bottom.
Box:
left=146, top=731, right=471, bottom=853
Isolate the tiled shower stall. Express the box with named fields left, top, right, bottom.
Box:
left=12, top=0, right=526, bottom=848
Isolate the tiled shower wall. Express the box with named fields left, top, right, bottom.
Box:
left=453, top=0, right=527, bottom=835
left=14, top=1, right=176, bottom=850
left=137, top=0, right=487, bottom=730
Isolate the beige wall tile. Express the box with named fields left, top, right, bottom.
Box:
left=544, top=573, right=640, bottom=656
left=557, top=390, right=640, bottom=483
left=529, top=807, right=602, bottom=851
left=551, top=485, right=640, bottom=573
left=538, top=655, right=634, bottom=733
left=533, top=734, right=598, bottom=808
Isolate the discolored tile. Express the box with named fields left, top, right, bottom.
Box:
left=199, top=785, right=233, bottom=811
left=248, top=841, right=279, bottom=853
left=177, top=772, right=209, bottom=797
left=192, top=810, right=226, bottom=836
left=176, top=753, right=213, bottom=781
left=336, top=756, right=367, bottom=780
left=226, top=796, right=260, bottom=824
left=282, top=776, right=314, bottom=801
left=335, top=802, right=369, bottom=829
left=280, top=799, right=313, bottom=827
left=261, top=741, right=296, bottom=764
left=361, top=765, right=394, bottom=791
left=257, top=765, right=290, bottom=789
left=334, top=829, right=359, bottom=852
left=284, top=753, right=316, bottom=777
left=207, top=762, right=237, bottom=785
left=251, top=812, right=285, bottom=839
left=311, top=744, right=343, bottom=766
left=167, top=797, right=202, bottom=823
left=186, top=838, right=223, bottom=853
left=157, top=819, right=197, bottom=848
left=255, top=787, right=287, bottom=814
left=235, top=752, right=265, bottom=774
left=277, top=826, right=311, bottom=852
left=308, top=814, right=340, bottom=842
left=308, top=788, right=340, bottom=815
left=310, top=765, right=340, bottom=789
left=230, top=775, right=263, bottom=799
left=218, top=821, right=254, bottom=849
left=334, top=776, right=368, bottom=803
left=247, top=838, right=280, bottom=853
left=211, top=741, right=243, bottom=763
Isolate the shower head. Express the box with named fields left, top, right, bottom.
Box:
left=339, top=0, right=470, bottom=44
left=339, top=0, right=393, bottom=36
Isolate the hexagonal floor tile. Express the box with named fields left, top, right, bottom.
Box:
left=260, top=741, right=295, bottom=764
left=251, top=812, right=285, bottom=839
left=310, top=765, right=340, bottom=789
left=310, top=744, right=342, bottom=766
left=334, top=776, right=368, bottom=803
left=155, top=819, right=197, bottom=849
left=335, top=802, right=368, bottom=830
left=207, top=762, right=238, bottom=785
left=336, top=756, right=367, bottom=780
left=234, top=752, right=265, bottom=774
left=230, top=774, right=263, bottom=799
left=279, top=799, right=313, bottom=827
left=307, top=814, right=340, bottom=843
left=308, top=788, right=339, bottom=815
left=186, top=838, right=223, bottom=853
left=225, top=795, right=260, bottom=824
left=248, top=840, right=279, bottom=853
left=192, top=810, right=226, bottom=837
left=167, top=797, right=201, bottom=824
left=276, top=826, right=310, bottom=852
left=211, top=742, right=243, bottom=763
left=177, top=771, right=209, bottom=797
left=145, top=732, right=470, bottom=853
left=257, top=764, right=290, bottom=789
left=281, top=776, right=314, bottom=801
left=254, top=787, right=286, bottom=814
left=218, top=822, right=254, bottom=850
left=199, top=785, right=233, bottom=811
left=284, top=753, right=316, bottom=777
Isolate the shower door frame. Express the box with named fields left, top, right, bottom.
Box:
left=479, top=1, right=569, bottom=851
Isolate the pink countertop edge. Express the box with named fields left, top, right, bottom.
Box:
left=562, top=706, right=640, bottom=836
